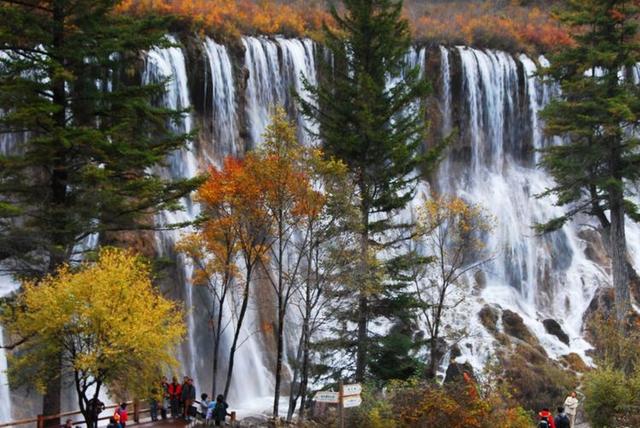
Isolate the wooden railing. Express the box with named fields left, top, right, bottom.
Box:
left=0, top=400, right=144, bottom=428
left=0, top=400, right=238, bottom=428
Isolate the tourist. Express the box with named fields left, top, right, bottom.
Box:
left=212, top=394, right=230, bottom=427
left=61, top=418, right=73, bottom=428
left=181, top=377, right=196, bottom=421
left=538, top=407, right=556, bottom=428
left=106, top=417, right=119, bottom=428
left=149, top=387, right=160, bottom=421
left=160, top=376, right=170, bottom=419
left=114, top=403, right=128, bottom=428
left=554, top=406, right=570, bottom=428
left=564, top=391, right=579, bottom=428
left=168, top=376, right=182, bottom=418
left=199, top=393, right=210, bottom=418
left=206, top=397, right=217, bottom=426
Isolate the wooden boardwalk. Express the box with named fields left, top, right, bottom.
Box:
left=136, top=419, right=189, bottom=427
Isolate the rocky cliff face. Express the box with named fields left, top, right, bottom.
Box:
left=3, top=33, right=638, bottom=421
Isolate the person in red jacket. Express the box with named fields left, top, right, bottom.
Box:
left=538, top=408, right=556, bottom=428
left=114, top=403, right=128, bottom=428
left=168, top=377, right=182, bottom=419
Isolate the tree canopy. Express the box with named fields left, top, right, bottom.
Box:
left=1, top=247, right=184, bottom=424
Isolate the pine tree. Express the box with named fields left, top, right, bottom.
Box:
left=300, top=0, right=442, bottom=381
left=0, top=0, right=197, bottom=422
left=538, top=0, right=640, bottom=323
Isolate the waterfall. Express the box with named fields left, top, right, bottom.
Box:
left=203, top=38, right=240, bottom=161
left=243, top=36, right=317, bottom=148
left=144, top=36, right=200, bottom=391
left=439, top=46, right=452, bottom=134
left=438, top=47, right=605, bottom=369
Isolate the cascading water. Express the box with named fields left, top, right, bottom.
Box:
left=144, top=37, right=201, bottom=391
left=203, top=38, right=241, bottom=161
left=435, top=47, right=606, bottom=370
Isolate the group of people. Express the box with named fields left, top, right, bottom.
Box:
left=538, top=391, right=580, bottom=428
left=147, top=376, right=197, bottom=421
left=198, top=393, right=231, bottom=426
left=147, top=375, right=230, bottom=426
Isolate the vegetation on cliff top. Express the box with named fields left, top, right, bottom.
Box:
left=117, top=0, right=572, bottom=53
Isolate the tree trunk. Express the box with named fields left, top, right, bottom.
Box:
left=223, top=266, right=252, bottom=399
left=609, top=186, right=630, bottom=322
left=43, top=2, right=67, bottom=424
left=272, top=305, right=285, bottom=418
left=355, top=205, right=369, bottom=382
left=212, top=271, right=230, bottom=396
left=286, top=327, right=305, bottom=423
left=298, top=311, right=311, bottom=421
left=273, top=219, right=286, bottom=418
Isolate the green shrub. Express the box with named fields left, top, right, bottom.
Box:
left=583, top=366, right=630, bottom=428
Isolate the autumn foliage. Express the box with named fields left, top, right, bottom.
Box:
left=117, top=0, right=333, bottom=38
left=410, top=2, right=573, bottom=53
left=1, top=248, right=185, bottom=423
left=117, top=0, right=571, bottom=53
left=351, top=375, right=532, bottom=428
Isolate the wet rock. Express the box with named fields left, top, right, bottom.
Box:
left=561, top=353, right=590, bottom=373
left=543, top=319, right=570, bottom=345
left=444, top=361, right=475, bottom=384
left=237, top=415, right=271, bottom=427
left=450, top=344, right=462, bottom=360
left=578, top=228, right=609, bottom=268
left=583, top=288, right=615, bottom=340
left=478, top=304, right=500, bottom=335
left=502, top=309, right=537, bottom=346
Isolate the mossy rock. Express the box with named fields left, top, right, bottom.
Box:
left=478, top=304, right=500, bottom=334
left=561, top=353, right=590, bottom=373
left=502, top=346, right=577, bottom=412
left=502, top=309, right=537, bottom=346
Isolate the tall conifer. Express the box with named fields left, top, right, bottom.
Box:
left=300, top=0, right=441, bottom=380
left=539, top=0, right=640, bottom=322
left=0, top=0, right=197, bottom=422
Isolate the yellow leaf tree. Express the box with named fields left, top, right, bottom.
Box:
left=1, top=247, right=185, bottom=425
left=413, top=195, right=494, bottom=378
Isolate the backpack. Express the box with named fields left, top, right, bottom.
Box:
left=538, top=419, right=550, bottom=428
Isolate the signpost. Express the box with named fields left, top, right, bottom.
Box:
left=342, top=383, right=362, bottom=396
left=313, top=391, right=339, bottom=403
left=342, top=395, right=363, bottom=408
left=314, top=381, right=362, bottom=427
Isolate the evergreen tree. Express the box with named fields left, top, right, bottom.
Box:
left=0, top=0, right=197, bottom=422
left=538, top=0, right=640, bottom=323
left=300, top=0, right=441, bottom=381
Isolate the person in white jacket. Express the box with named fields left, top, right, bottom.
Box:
left=564, top=391, right=579, bottom=428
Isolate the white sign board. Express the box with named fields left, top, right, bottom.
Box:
left=342, top=395, right=362, bottom=408
left=342, top=383, right=362, bottom=397
left=314, top=391, right=339, bottom=403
